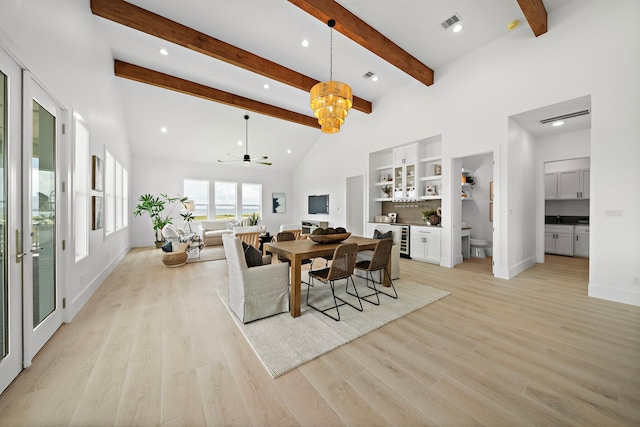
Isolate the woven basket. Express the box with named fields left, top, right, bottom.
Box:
left=162, top=251, right=187, bottom=267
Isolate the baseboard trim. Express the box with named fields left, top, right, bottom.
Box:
left=68, top=246, right=129, bottom=321
left=507, top=256, right=537, bottom=279
left=588, top=283, right=640, bottom=307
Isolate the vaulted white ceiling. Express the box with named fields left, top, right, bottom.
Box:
left=94, top=0, right=576, bottom=171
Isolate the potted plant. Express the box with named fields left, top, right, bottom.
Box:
left=248, top=212, right=260, bottom=226
left=134, top=193, right=188, bottom=247
left=422, top=209, right=440, bottom=226
left=180, top=211, right=195, bottom=233
left=381, top=184, right=392, bottom=198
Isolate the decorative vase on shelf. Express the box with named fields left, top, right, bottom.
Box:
left=435, top=164, right=442, bottom=175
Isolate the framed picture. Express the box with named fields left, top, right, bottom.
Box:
left=92, top=155, right=104, bottom=191
left=272, top=192, right=286, bottom=213
left=490, top=181, right=494, bottom=201
left=489, top=202, right=493, bottom=222
left=92, top=196, right=104, bottom=230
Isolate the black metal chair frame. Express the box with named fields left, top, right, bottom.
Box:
left=306, top=243, right=363, bottom=321
left=352, top=239, right=398, bottom=305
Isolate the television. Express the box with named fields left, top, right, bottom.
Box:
left=308, top=194, right=329, bottom=214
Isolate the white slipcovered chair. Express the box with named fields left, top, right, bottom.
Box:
left=222, top=234, right=290, bottom=323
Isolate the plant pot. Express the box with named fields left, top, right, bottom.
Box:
left=429, top=215, right=440, bottom=226
left=155, top=241, right=164, bottom=248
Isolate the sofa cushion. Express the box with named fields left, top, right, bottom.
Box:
left=242, top=241, right=263, bottom=267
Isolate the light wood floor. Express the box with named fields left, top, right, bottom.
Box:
left=1, top=248, right=639, bottom=426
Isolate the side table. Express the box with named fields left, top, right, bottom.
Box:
left=258, top=233, right=273, bottom=254
left=185, top=234, right=204, bottom=258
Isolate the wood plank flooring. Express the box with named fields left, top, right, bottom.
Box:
left=0, top=248, right=639, bottom=426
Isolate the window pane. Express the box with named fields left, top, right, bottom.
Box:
left=74, top=119, right=88, bottom=261
left=115, top=160, right=122, bottom=230
left=122, top=168, right=128, bottom=228
left=241, top=183, right=261, bottom=218
left=105, top=150, right=115, bottom=234
left=215, top=181, right=235, bottom=220
left=184, top=179, right=208, bottom=220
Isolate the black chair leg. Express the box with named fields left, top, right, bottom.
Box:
left=349, top=270, right=380, bottom=306
left=306, top=276, right=362, bottom=321
left=373, top=268, right=398, bottom=299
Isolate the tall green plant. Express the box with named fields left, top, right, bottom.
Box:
left=133, top=193, right=187, bottom=243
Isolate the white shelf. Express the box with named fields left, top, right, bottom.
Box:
left=461, top=197, right=474, bottom=201
left=375, top=197, right=393, bottom=202
left=419, top=195, right=442, bottom=200
left=461, top=168, right=474, bottom=175
left=375, top=181, right=394, bottom=187
left=420, top=175, right=442, bottom=182
left=420, top=156, right=442, bottom=163
left=375, top=164, right=393, bottom=171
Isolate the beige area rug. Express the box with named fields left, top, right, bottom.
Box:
left=216, top=274, right=450, bottom=378
left=186, top=245, right=226, bottom=263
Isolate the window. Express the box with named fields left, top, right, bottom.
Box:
left=214, top=181, right=236, bottom=220
left=122, top=168, right=128, bottom=228
left=73, top=119, right=89, bottom=261
left=115, top=160, right=122, bottom=230
left=183, top=179, right=208, bottom=220
left=242, top=183, right=261, bottom=219
left=105, top=150, right=115, bottom=235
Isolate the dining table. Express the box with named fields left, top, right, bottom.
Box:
left=264, top=235, right=391, bottom=318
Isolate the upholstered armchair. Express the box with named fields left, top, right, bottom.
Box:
left=222, top=234, right=289, bottom=323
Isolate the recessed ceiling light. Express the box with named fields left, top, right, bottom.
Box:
left=552, top=121, right=565, bottom=127
left=159, top=48, right=168, bottom=56
left=263, top=83, right=270, bottom=89
left=301, top=39, right=309, bottom=47
left=453, top=24, right=463, bottom=33
left=372, top=75, right=379, bottom=82
left=237, top=140, right=243, bottom=146
left=160, top=127, right=167, bottom=133
left=287, top=149, right=292, bottom=154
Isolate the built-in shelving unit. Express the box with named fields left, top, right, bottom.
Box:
left=461, top=168, right=474, bottom=200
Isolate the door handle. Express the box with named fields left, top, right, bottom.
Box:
left=16, top=229, right=25, bottom=263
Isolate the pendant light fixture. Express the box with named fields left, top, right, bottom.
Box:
left=310, top=19, right=353, bottom=134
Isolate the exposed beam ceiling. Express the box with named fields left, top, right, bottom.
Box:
left=90, top=0, right=372, bottom=115
left=288, top=0, right=434, bottom=86
left=114, top=60, right=321, bottom=129
left=517, top=0, right=548, bottom=36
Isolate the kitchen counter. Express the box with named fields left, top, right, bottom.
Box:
left=545, top=215, right=589, bottom=225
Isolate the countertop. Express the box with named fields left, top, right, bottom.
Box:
left=544, top=215, right=589, bottom=225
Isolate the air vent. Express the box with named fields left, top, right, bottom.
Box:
left=539, top=109, right=590, bottom=124
left=362, top=71, right=375, bottom=79
left=441, top=14, right=461, bottom=30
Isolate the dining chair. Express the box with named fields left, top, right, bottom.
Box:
left=306, top=243, right=362, bottom=321
left=276, top=232, right=313, bottom=282
left=352, top=238, right=397, bottom=304
left=279, top=224, right=302, bottom=240
left=234, top=231, right=261, bottom=250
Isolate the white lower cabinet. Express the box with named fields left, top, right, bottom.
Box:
left=411, top=226, right=440, bottom=264
left=574, top=225, right=589, bottom=258
left=544, top=225, right=574, bottom=256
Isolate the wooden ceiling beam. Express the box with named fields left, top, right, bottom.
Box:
left=517, top=0, right=548, bottom=37
left=288, top=0, right=434, bottom=86
left=114, top=60, right=321, bottom=129
left=91, top=0, right=372, bottom=114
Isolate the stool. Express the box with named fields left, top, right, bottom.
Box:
left=469, top=239, right=488, bottom=258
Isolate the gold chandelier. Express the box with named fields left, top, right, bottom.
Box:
left=310, top=19, right=353, bottom=134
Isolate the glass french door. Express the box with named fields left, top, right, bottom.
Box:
left=22, top=74, right=63, bottom=366
left=0, top=48, right=24, bottom=394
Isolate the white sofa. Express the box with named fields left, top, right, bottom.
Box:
left=222, top=234, right=289, bottom=323
left=199, top=220, right=233, bottom=246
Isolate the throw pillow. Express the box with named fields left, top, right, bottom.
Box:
left=373, top=229, right=392, bottom=240
left=161, top=240, right=173, bottom=252
left=242, top=241, right=263, bottom=267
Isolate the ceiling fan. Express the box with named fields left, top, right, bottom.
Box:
left=217, top=115, right=272, bottom=166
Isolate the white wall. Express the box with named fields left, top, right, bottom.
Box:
left=0, top=0, right=132, bottom=318
left=130, top=155, right=295, bottom=247
left=292, top=0, right=640, bottom=305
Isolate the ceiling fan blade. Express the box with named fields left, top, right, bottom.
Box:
left=256, top=161, right=272, bottom=166
left=217, top=159, right=241, bottom=163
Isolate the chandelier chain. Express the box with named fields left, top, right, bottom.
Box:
left=329, top=25, right=333, bottom=81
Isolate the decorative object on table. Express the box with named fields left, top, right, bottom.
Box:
left=381, top=185, right=392, bottom=198
left=435, top=164, right=442, bottom=175
left=422, top=209, right=440, bottom=226
left=308, top=227, right=351, bottom=244
left=92, top=155, right=104, bottom=191
left=247, top=212, right=260, bottom=226
left=387, top=212, right=397, bottom=223
left=310, top=19, right=353, bottom=134
left=92, top=196, right=104, bottom=230
left=272, top=192, right=286, bottom=213
left=217, top=115, right=272, bottom=165
left=133, top=193, right=188, bottom=247
left=426, top=185, right=438, bottom=196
